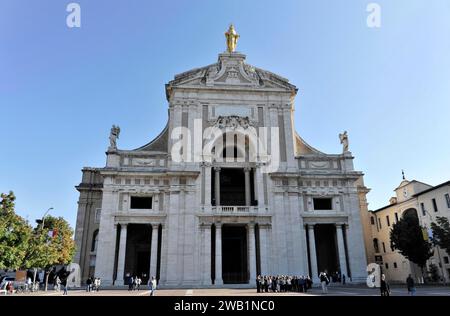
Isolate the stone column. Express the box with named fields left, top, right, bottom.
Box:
left=149, top=224, right=159, bottom=279
left=214, top=167, right=221, bottom=206
left=248, top=223, right=257, bottom=285
left=244, top=167, right=251, bottom=206
left=336, top=224, right=349, bottom=278
left=215, top=223, right=223, bottom=285
left=203, top=225, right=212, bottom=285
left=255, top=166, right=265, bottom=207
left=205, top=166, right=212, bottom=206
left=307, top=224, right=319, bottom=283
left=116, top=223, right=128, bottom=285
left=259, top=226, right=268, bottom=275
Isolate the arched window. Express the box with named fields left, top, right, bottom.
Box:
left=402, top=208, right=419, bottom=223
left=373, top=238, right=380, bottom=253
left=91, top=230, right=99, bottom=252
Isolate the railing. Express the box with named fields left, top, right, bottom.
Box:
left=214, top=206, right=251, bottom=213
left=203, top=205, right=269, bottom=214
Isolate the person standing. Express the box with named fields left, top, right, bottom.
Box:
left=136, top=277, right=141, bottom=291
left=95, top=278, right=101, bottom=292
left=380, top=274, right=390, bottom=296
left=256, top=275, right=261, bottom=293
left=299, top=276, right=305, bottom=293
left=306, top=275, right=312, bottom=290
left=149, top=276, right=157, bottom=296
left=86, top=277, right=91, bottom=292
left=55, top=276, right=61, bottom=292
left=26, top=277, right=32, bottom=292
left=62, top=278, right=68, bottom=295
left=264, top=276, right=269, bottom=293
left=406, top=274, right=416, bottom=296
left=7, top=281, right=14, bottom=294
left=128, top=276, right=134, bottom=291
left=319, top=272, right=329, bottom=294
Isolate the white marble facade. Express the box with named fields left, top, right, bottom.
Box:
left=74, top=46, right=369, bottom=287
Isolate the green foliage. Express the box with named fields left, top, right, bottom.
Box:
left=431, top=216, right=450, bottom=255
left=0, top=191, right=76, bottom=272
left=427, top=263, right=440, bottom=282
left=390, top=212, right=433, bottom=269
left=0, top=192, right=32, bottom=269
left=24, top=216, right=76, bottom=269
left=41, top=216, right=76, bottom=265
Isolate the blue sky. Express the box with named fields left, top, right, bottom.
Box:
left=1, top=0, right=449, bottom=228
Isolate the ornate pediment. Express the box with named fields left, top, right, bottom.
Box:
left=165, top=52, right=297, bottom=100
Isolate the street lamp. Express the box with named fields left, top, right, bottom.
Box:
left=32, top=207, right=53, bottom=288
left=35, top=207, right=53, bottom=229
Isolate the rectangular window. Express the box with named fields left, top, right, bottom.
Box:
left=313, top=198, right=333, bottom=210
left=395, top=212, right=399, bottom=223
left=385, top=263, right=389, bottom=269
left=378, top=218, right=382, bottom=229
left=432, top=198, right=438, bottom=212
left=393, top=262, right=398, bottom=268
left=130, top=196, right=153, bottom=209
left=421, top=203, right=426, bottom=216
left=444, top=256, right=449, bottom=264
left=445, top=194, right=450, bottom=209
left=386, top=216, right=390, bottom=227
left=370, top=217, right=375, bottom=225
left=382, top=242, right=386, bottom=253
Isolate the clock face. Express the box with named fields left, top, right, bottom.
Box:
left=403, top=189, right=408, bottom=198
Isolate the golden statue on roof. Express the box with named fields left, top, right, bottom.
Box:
left=225, top=24, right=239, bottom=53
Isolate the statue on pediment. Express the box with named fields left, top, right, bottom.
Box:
left=244, top=64, right=258, bottom=81
left=339, top=131, right=349, bottom=152
left=109, top=125, right=120, bottom=150
left=207, top=65, right=219, bottom=79
left=225, top=24, right=239, bottom=53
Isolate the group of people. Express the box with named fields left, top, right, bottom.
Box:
left=255, top=272, right=336, bottom=294
left=2, top=276, right=69, bottom=295
left=127, top=275, right=157, bottom=296
left=256, top=275, right=313, bottom=293
left=48, top=275, right=69, bottom=295
left=127, top=276, right=143, bottom=291
left=85, top=276, right=101, bottom=292
left=379, top=273, right=417, bottom=296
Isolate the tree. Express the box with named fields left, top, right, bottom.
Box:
left=0, top=192, right=32, bottom=269
left=42, top=216, right=76, bottom=265
left=431, top=216, right=450, bottom=255
left=23, top=215, right=76, bottom=290
left=390, top=212, right=433, bottom=278
left=428, top=263, right=440, bottom=282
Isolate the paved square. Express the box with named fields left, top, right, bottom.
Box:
left=8, top=285, right=450, bottom=296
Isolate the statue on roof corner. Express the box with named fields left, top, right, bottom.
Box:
left=109, top=125, right=120, bottom=150
left=339, top=131, right=349, bottom=153
left=225, top=24, right=239, bottom=53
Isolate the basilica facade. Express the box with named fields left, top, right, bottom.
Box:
left=74, top=27, right=369, bottom=287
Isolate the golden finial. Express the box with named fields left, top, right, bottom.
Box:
left=225, top=24, right=240, bottom=53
